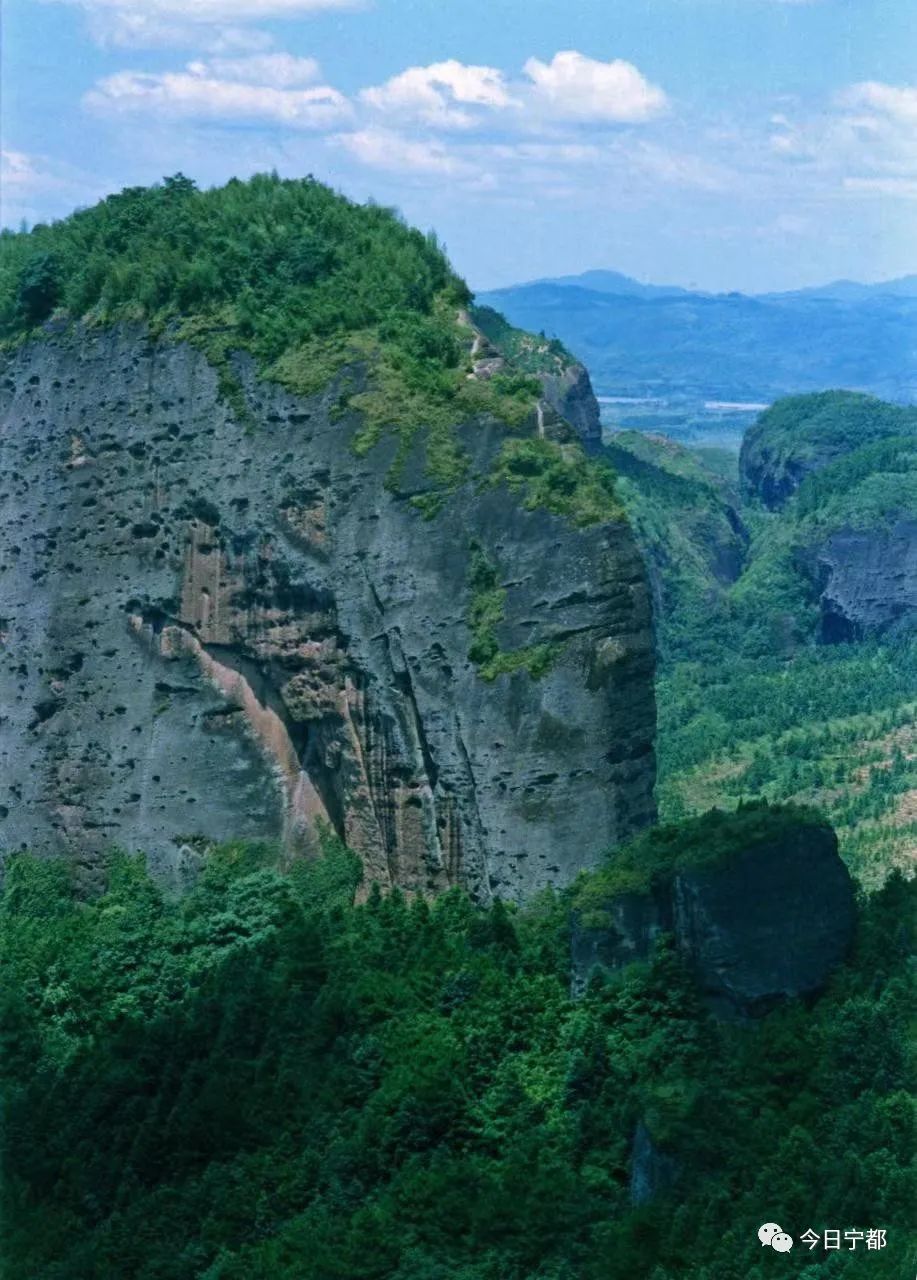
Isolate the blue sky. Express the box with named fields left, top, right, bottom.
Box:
left=2, top=0, right=916, bottom=291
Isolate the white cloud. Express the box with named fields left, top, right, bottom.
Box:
left=44, top=0, right=360, bottom=48
left=522, top=51, right=668, bottom=124
left=0, top=150, right=107, bottom=226
left=1, top=150, right=47, bottom=192
left=359, top=51, right=667, bottom=131
left=840, top=81, right=917, bottom=124
left=361, top=60, right=515, bottom=129
left=85, top=61, right=351, bottom=128
left=187, top=52, right=321, bottom=86
left=332, top=126, right=476, bottom=176
left=81, top=12, right=276, bottom=50
left=623, top=140, right=731, bottom=191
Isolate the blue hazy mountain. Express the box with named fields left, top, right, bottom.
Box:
left=761, top=275, right=917, bottom=302
left=527, top=269, right=693, bottom=299
left=477, top=273, right=917, bottom=404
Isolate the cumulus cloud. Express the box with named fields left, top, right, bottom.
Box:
left=332, top=126, right=476, bottom=176
left=361, top=60, right=515, bottom=129
left=359, top=51, right=667, bottom=131
left=522, top=51, right=668, bottom=123
left=85, top=60, right=351, bottom=128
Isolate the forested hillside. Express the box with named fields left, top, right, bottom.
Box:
left=2, top=832, right=913, bottom=1279
left=606, top=396, right=917, bottom=885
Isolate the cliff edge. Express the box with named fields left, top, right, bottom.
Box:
left=0, top=176, right=655, bottom=900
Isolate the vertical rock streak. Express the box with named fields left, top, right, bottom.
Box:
left=0, top=328, right=655, bottom=899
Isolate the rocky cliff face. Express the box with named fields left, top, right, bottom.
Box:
left=539, top=362, right=602, bottom=454
left=467, top=308, right=603, bottom=453
left=0, top=326, right=655, bottom=900
left=814, top=518, right=917, bottom=641
left=739, top=392, right=917, bottom=644
left=571, top=821, right=855, bottom=1014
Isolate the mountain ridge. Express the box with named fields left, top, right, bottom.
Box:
left=481, top=267, right=917, bottom=302
left=478, top=276, right=917, bottom=404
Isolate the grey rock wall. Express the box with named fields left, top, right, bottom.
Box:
left=815, top=518, right=917, bottom=641
left=539, top=363, right=602, bottom=454
left=570, top=824, right=855, bottom=1015
left=0, top=326, right=655, bottom=900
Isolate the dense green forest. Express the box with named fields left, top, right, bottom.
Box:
left=740, top=391, right=917, bottom=507
left=2, top=832, right=913, bottom=1279
left=605, top=406, right=917, bottom=886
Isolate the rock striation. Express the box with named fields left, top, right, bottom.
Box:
left=571, top=818, right=855, bottom=1015
left=0, top=326, right=655, bottom=900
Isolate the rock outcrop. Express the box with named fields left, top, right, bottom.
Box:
left=539, top=362, right=602, bottom=454
left=815, top=518, right=917, bottom=641
left=739, top=392, right=917, bottom=644
left=468, top=304, right=603, bottom=453
left=0, top=326, right=655, bottom=900
left=571, top=818, right=855, bottom=1015
left=740, top=390, right=917, bottom=510
left=630, top=1121, right=678, bottom=1206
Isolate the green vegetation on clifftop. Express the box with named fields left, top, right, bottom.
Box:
left=0, top=173, right=625, bottom=528
left=570, top=801, right=826, bottom=904
left=0, top=173, right=537, bottom=458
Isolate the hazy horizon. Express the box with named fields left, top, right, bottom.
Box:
left=474, top=265, right=917, bottom=296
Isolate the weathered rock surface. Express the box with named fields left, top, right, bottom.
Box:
left=466, top=309, right=603, bottom=454
left=740, top=447, right=809, bottom=511
left=815, top=518, right=917, bottom=641
left=539, top=362, right=602, bottom=454
left=571, top=822, right=855, bottom=1014
left=0, top=326, right=655, bottom=900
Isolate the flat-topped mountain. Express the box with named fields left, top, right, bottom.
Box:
left=740, top=391, right=917, bottom=642
left=0, top=174, right=655, bottom=899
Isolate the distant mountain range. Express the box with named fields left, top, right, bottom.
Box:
left=477, top=272, right=917, bottom=404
